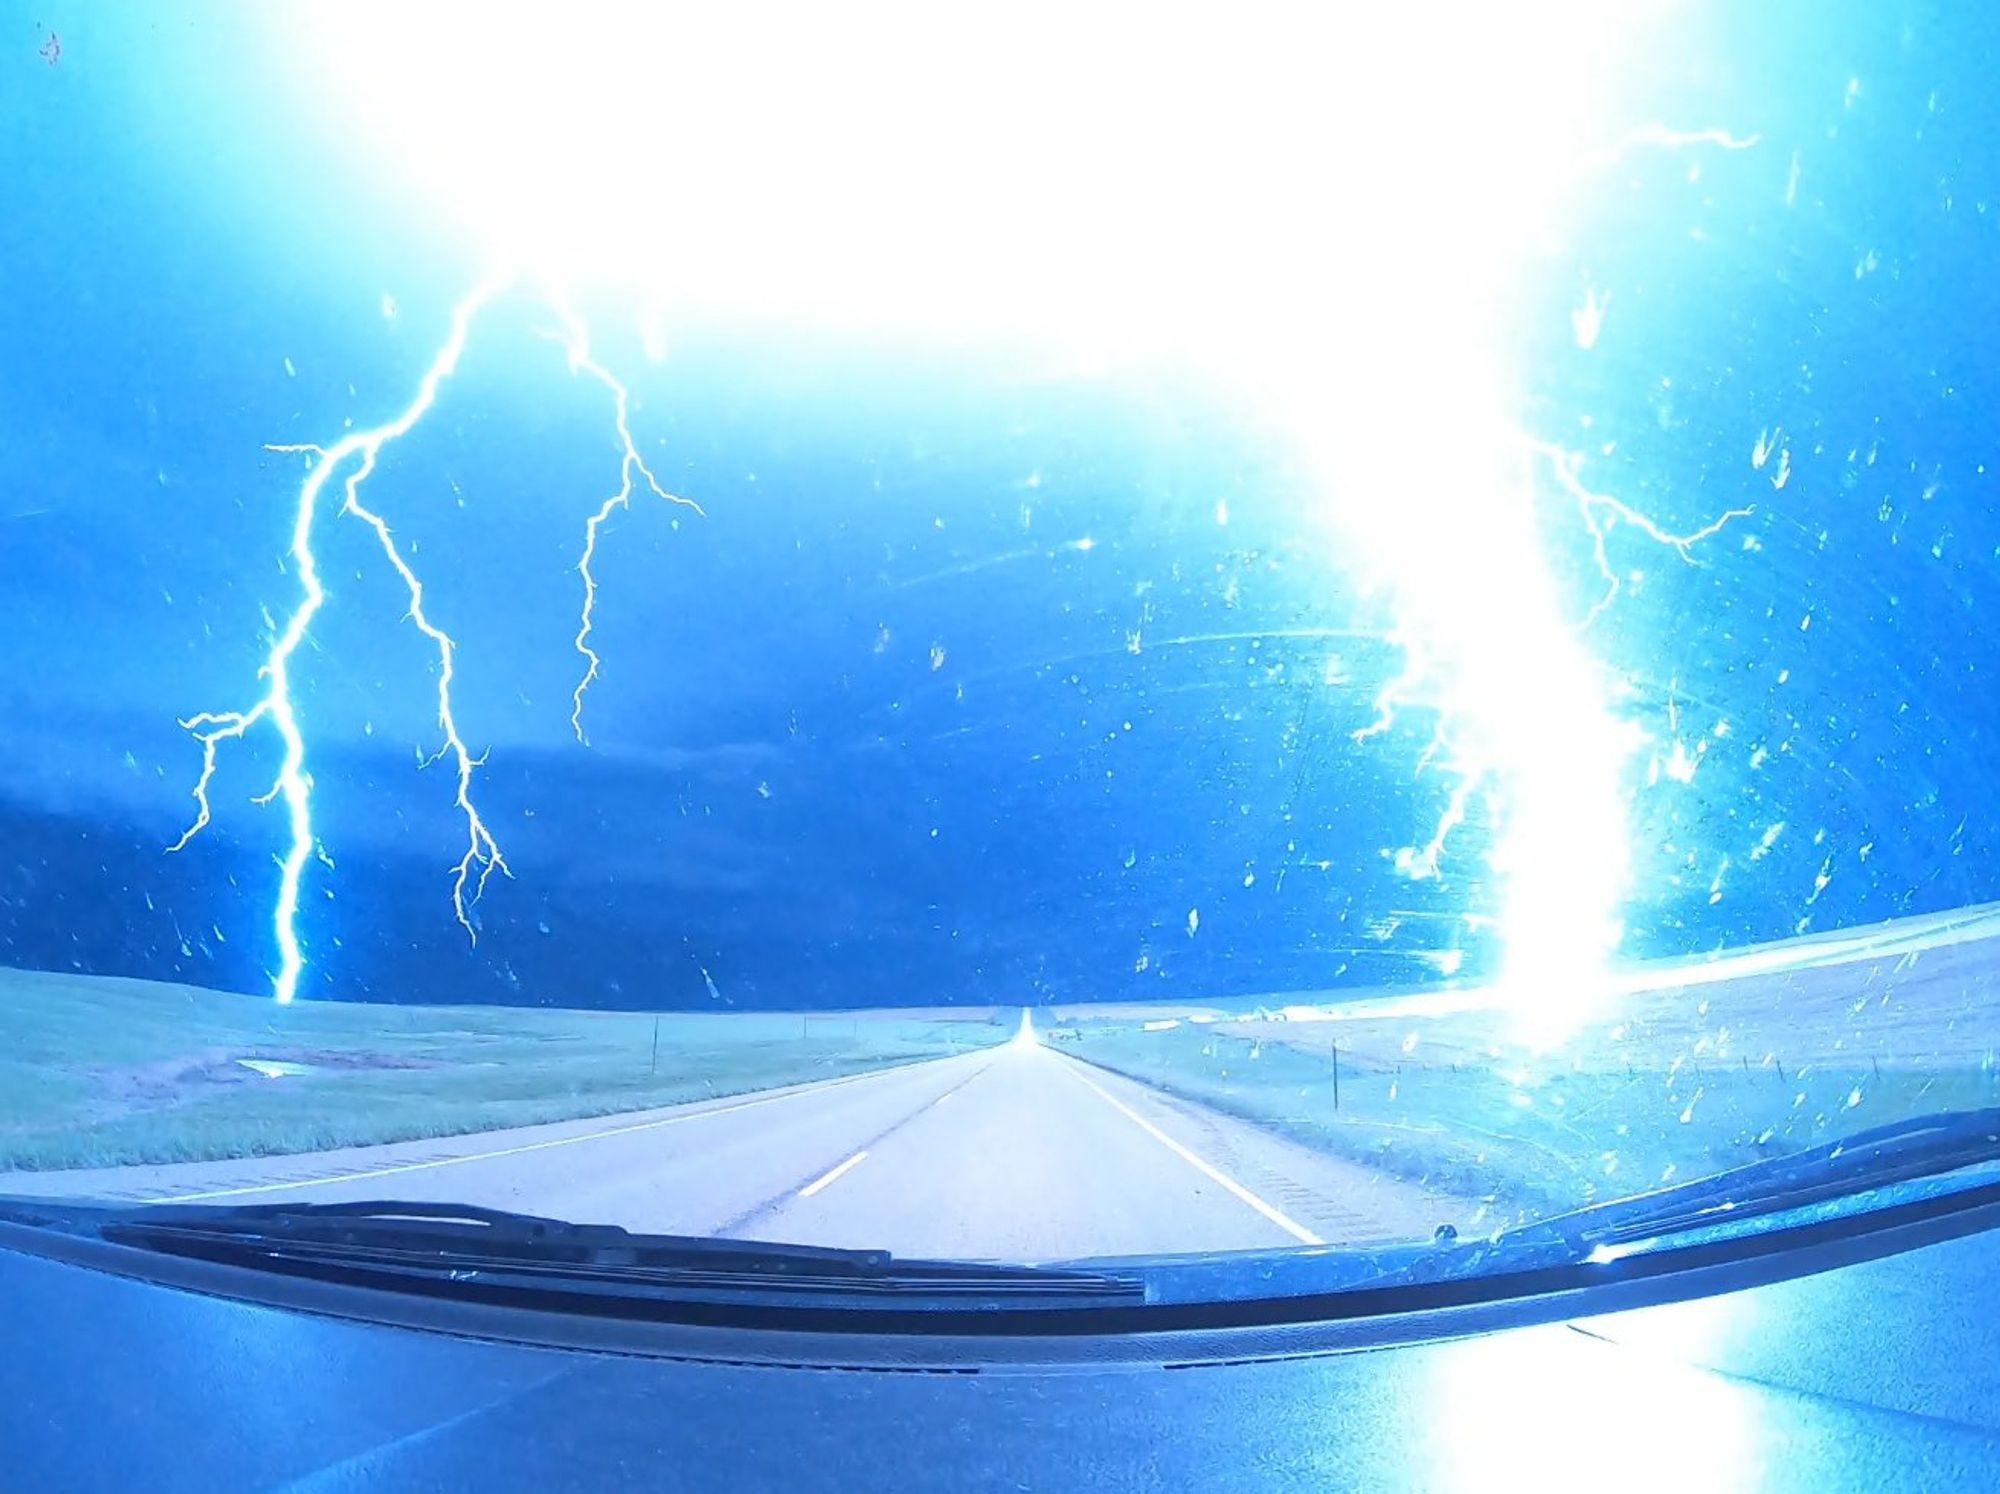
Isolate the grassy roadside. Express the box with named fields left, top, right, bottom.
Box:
left=0, top=968, right=1006, bottom=1171
left=1060, top=1021, right=2000, bottom=1226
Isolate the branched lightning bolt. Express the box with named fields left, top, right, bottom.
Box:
left=172, top=279, right=708, bottom=1003
left=548, top=303, right=705, bottom=745
left=1533, top=441, right=1755, bottom=630
left=172, top=279, right=507, bottom=1004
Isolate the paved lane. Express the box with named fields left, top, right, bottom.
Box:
left=0, top=1038, right=1461, bottom=1259
left=0, top=1051, right=993, bottom=1232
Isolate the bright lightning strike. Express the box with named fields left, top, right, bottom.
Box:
left=171, top=280, right=503, bottom=1003
left=1362, top=437, right=1752, bottom=887
left=171, top=278, right=694, bottom=1003
left=1288, top=92, right=1766, bottom=1046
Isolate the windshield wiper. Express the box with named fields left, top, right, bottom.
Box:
left=18, top=1113, right=1994, bottom=1314
left=78, top=1199, right=1146, bottom=1304
left=1498, top=1105, right=2000, bottom=1259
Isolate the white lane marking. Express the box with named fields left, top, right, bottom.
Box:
left=1061, top=1062, right=1325, bottom=1246
left=147, top=1062, right=954, bottom=1205
left=797, top=1150, right=869, bottom=1198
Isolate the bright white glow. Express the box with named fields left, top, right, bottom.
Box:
left=1586, top=1237, right=1657, bottom=1265
left=1012, top=1009, right=1037, bottom=1048
left=279, top=2, right=1654, bottom=360
left=1418, top=1320, right=1761, bottom=1491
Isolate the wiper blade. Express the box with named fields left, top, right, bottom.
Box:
left=1504, top=1106, right=2000, bottom=1258
left=89, top=1199, right=1145, bottom=1302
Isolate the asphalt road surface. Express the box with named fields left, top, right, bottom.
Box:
left=0, top=1037, right=1459, bottom=1261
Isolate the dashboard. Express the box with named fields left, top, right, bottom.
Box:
left=7, top=1223, right=1999, bottom=1491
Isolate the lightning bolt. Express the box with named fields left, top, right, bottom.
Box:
left=547, top=301, right=704, bottom=745
left=170, top=277, right=697, bottom=1003
left=335, top=456, right=511, bottom=934
left=1307, top=107, right=1767, bottom=1047
left=1535, top=441, right=1756, bottom=630
left=1623, top=124, right=1761, bottom=153
left=1352, top=628, right=1424, bottom=746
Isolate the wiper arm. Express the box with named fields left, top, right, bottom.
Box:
left=87, top=1199, right=1146, bottom=1302
left=116, top=1199, right=892, bottom=1271
left=1503, top=1106, right=2000, bottom=1259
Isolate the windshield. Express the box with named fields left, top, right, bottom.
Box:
left=5, top=4, right=1997, bottom=1293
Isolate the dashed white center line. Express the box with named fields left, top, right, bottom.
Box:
left=1060, top=1060, right=1325, bottom=1246
left=797, top=1150, right=870, bottom=1199
left=141, top=1066, right=907, bottom=1205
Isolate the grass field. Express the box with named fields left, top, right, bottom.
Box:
left=0, top=968, right=1006, bottom=1171
left=1054, top=910, right=2000, bottom=1227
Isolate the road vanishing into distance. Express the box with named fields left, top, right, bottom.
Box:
left=0, top=1035, right=1458, bottom=1261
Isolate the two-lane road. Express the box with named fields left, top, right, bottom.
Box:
left=0, top=1039, right=1459, bottom=1260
